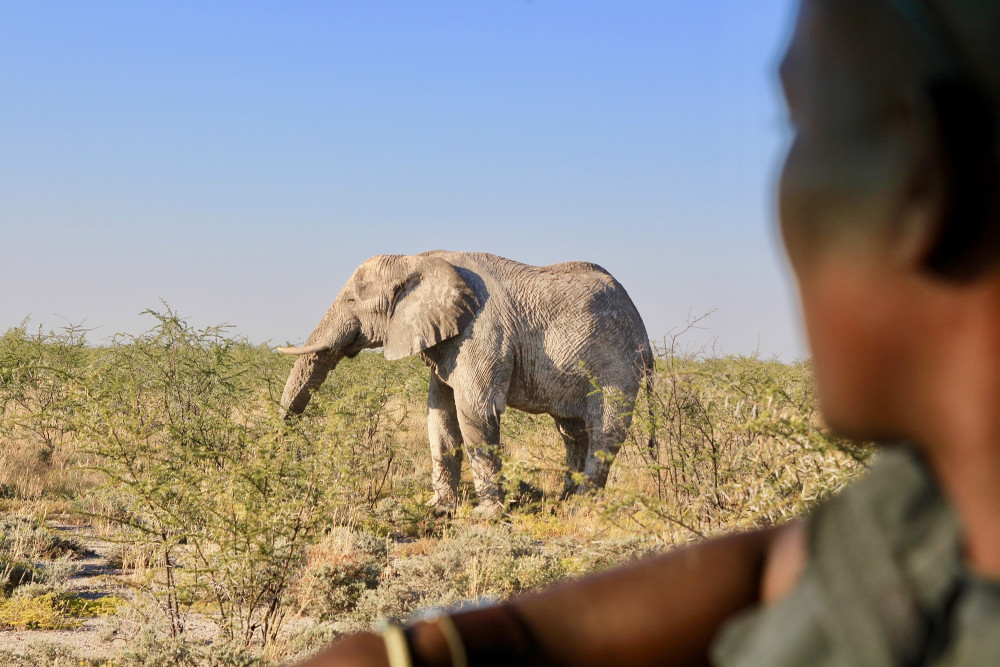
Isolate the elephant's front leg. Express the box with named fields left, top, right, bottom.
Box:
left=427, top=374, right=464, bottom=511
left=455, top=398, right=504, bottom=519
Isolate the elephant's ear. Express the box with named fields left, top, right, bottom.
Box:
left=383, top=257, right=479, bottom=361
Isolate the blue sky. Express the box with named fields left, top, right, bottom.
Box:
left=2, top=1, right=804, bottom=357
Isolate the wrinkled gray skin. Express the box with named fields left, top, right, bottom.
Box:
left=279, top=251, right=653, bottom=517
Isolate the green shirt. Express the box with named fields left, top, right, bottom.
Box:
left=711, top=446, right=1000, bottom=666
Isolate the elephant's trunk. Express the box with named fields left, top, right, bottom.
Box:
left=279, top=349, right=343, bottom=417
left=278, top=314, right=358, bottom=418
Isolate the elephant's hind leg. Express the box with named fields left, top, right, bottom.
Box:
left=427, top=374, right=464, bottom=510
left=582, top=387, right=635, bottom=490
left=554, top=417, right=589, bottom=498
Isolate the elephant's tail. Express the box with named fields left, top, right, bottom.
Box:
left=642, top=350, right=658, bottom=462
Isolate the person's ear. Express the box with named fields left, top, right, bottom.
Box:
left=889, top=133, right=945, bottom=273
left=896, top=80, right=999, bottom=280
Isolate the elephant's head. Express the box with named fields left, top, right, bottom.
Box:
left=277, top=254, right=478, bottom=417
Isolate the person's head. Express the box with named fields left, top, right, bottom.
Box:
left=779, top=0, right=1000, bottom=442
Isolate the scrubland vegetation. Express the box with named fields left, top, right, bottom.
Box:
left=0, top=309, right=870, bottom=665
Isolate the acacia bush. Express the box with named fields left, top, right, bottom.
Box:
left=298, top=350, right=428, bottom=519
left=0, top=323, right=92, bottom=499
left=69, top=309, right=418, bottom=647
left=605, top=338, right=870, bottom=542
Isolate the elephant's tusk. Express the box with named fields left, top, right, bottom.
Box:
left=275, top=342, right=331, bottom=355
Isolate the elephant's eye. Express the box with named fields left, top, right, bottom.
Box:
left=345, top=297, right=356, bottom=306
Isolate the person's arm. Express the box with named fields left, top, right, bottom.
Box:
left=294, top=527, right=779, bottom=667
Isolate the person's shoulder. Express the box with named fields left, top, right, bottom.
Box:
left=714, top=445, right=962, bottom=666
left=762, top=445, right=940, bottom=604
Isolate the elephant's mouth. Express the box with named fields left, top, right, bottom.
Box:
left=341, top=331, right=367, bottom=358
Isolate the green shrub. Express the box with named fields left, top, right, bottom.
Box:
left=299, top=529, right=387, bottom=619
left=0, top=516, right=84, bottom=561
left=115, top=627, right=265, bottom=667
left=0, top=640, right=107, bottom=667
left=604, top=339, right=871, bottom=541
left=329, top=523, right=651, bottom=633
left=0, top=558, right=38, bottom=596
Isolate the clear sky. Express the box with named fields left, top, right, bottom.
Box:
left=2, top=1, right=805, bottom=358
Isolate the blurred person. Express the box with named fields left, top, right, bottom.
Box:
left=294, top=0, right=1000, bottom=664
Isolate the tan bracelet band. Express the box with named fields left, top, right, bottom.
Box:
left=379, top=623, right=413, bottom=667
left=433, top=615, right=468, bottom=667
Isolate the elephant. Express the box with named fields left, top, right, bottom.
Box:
left=277, top=250, right=653, bottom=518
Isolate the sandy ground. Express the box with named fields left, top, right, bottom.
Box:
left=0, top=524, right=125, bottom=659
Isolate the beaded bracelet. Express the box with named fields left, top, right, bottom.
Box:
left=378, top=615, right=469, bottom=667
left=377, top=622, right=413, bottom=667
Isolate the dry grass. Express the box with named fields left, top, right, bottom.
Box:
left=0, top=317, right=870, bottom=665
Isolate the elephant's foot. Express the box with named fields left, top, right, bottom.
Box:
left=471, top=498, right=505, bottom=521
left=426, top=492, right=459, bottom=517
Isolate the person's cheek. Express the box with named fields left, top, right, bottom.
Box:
left=796, top=271, right=857, bottom=432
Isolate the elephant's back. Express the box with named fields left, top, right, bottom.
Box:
left=424, top=248, right=649, bottom=359
left=541, top=260, right=612, bottom=277
left=503, top=259, right=628, bottom=310
left=424, top=251, right=629, bottom=314
left=535, top=264, right=644, bottom=329
left=478, top=253, right=649, bottom=349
